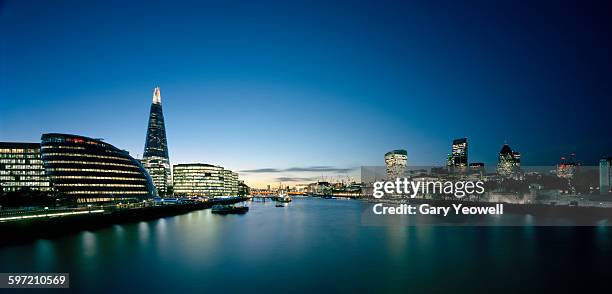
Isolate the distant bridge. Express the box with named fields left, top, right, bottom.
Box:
left=249, top=191, right=307, bottom=196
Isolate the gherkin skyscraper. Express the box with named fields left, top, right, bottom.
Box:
left=142, top=87, right=171, bottom=196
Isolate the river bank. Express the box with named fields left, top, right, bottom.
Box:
left=0, top=197, right=246, bottom=245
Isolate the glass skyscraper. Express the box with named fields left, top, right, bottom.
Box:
left=142, top=87, right=171, bottom=196
left=449, top=138, right=468, bottom=169
left=496, top=144, right=520, bottom=177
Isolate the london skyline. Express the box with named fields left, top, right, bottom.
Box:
left=1, top=0, right=611, bottom=187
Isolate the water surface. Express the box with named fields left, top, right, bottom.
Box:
left=0, top=198, right=609, bottom=293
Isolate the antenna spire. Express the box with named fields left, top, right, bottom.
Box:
left=152, top=87, right=161, bottom=104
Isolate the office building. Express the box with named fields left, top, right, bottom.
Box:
left=0, top=142, right=51, bottom=193
left=173, top=164, right=226, bottom=197
left=497, top=144, right=520, bottom=177
left=222, top=169, right=239, bottom=196
left=143, top=87, right=171, bottom=196
left=449, top=138, right=468, bottom=169
left=41, top=133, right=157, bottom=203
left=238, top=180, right=250, bottom=196
left=556, top=155, right=577, bottom=179
left=384, top=149, right=407, bottom=179
left=231, top=171, right=239, bottom=195
left=469, top=162, right=485, bottom=174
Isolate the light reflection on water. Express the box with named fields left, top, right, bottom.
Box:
left=0, top=198, right=610, bottom=293
left=81, top=231, right=97, bottom=258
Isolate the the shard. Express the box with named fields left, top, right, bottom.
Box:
left=142, top=87, right=171, bottom=196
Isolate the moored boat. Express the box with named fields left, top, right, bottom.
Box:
left=276, top=189, right=292, bottom=203
left=211, top=205, right=249, bottom=214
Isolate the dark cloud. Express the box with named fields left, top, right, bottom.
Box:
left=284, top=166, right=356, bottom=173
left=241, top=166, right=356, bottom=173
left=240, top=168, right=281, bottom=173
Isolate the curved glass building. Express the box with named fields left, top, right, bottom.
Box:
left=41, top=133, right=157, bottom=203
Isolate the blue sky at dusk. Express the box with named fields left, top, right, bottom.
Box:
left=1, top=0, right=611, bottom=187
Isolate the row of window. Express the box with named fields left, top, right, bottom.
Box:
left=0, top=149, right=39, bottom=153
left=0, top=182, right=50, bottom=187
left=0, top=154, right=40, bottom=159
left=76, top=197, right=136, bottom=203
left=42, top=153, right=131, bottom=162
left=42, top=137, right=103, bottom=146
left=2, top=165, right=45, bottom=170
left=44, top=160, right=139, bottom=169
left=45, top=168, right=140, bottom=174
left=2, top=186, right=52, bottom=192
left=41, top=145, right=85, bottom=150
left=0, top=170, right=46, bottom=175
left=0, top=159, right=43, bottom=164
left=54, top=183, right=147, bottom=188
left=52, top=175, right=145, bottom=181
left=66, top=190, right=149, bottom=195
left=0, top=176, right=48, bottom=181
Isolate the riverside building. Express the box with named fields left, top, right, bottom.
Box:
left=142, top=87, right=171, bottom=196
left=0, top=142, right=51, bottom=193
left=222, top=170, right=239, bottom=196
left=173, top=164, right=240, bottom=197
left=40, top=133, right=157, bottom=203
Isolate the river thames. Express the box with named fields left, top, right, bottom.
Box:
left=1, top=198, right=610, bottom=293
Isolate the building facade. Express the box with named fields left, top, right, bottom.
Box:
left=600, top=157, right=612, bottom=195
left=223, top=169, right=233, bottom=196
left=238, top=180, right=250, bottom=196
left=41, top=133, right=157, bottom=203
left=220, top=170, right=239, bottom=196
left=496, top=144, right=520, bottom=177
left=140, top=157, right=170, bottom=196
left=143, top=87, right=171, bottom=196
left=0, top=142, right=51, bottom=193
left=384, top=149, right=407, bottom=179
left=555, top=154, right=578, bottom=179
left=448, top=138, right=468, bottom=169
left=173, top=164, right=231, bottom=197
left=469, top=162, right=485, bottom=177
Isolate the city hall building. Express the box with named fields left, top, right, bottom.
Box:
left=40, top=133, right=157, bottom=203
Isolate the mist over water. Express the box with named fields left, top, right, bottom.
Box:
left=0, top=198, right=609, bottom=293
